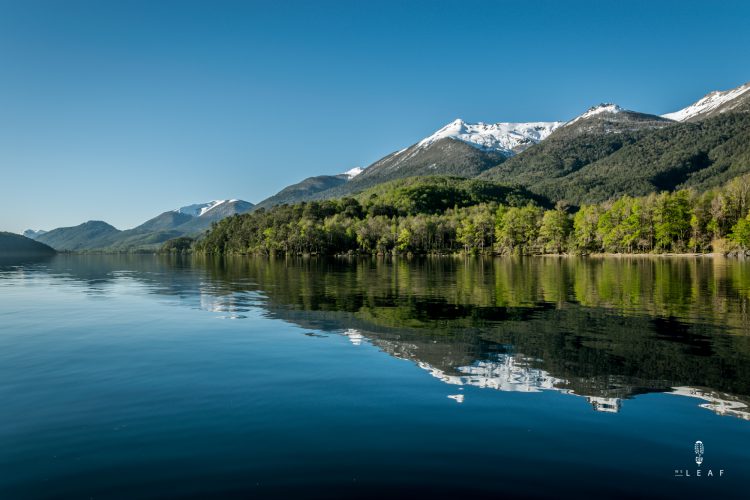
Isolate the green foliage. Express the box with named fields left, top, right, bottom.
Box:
left=197, top=173, right=750, bottom=256
left=538, top=205, right=573, bottom=253
left=653, top=190, right=692, bottom=251
left=729, top=213, right=750, bottom=249
left=160, top=237, right=194, bottom=254
left=495, top=205, right=544, bottom=254
left=353, top=176, right=548, bottom=214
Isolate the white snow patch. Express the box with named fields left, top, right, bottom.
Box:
left=417, top=118, right=564, bottom=155
left=342, top=167, right=364, bottom=179
left=662, top=82, right=750, bottom=121
left=566, top=103, right=623, bottom=126
left=176, top=200, right=237, bottom=218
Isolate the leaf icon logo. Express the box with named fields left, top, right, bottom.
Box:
left=695, top=440, right=704, bottom=465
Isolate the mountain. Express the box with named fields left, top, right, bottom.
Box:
left=253, top=168, right=367, bottom=211
left=176, top=199, right=253, bottom=219
left=132, top=211, right=195, bottom=233
left=550, top=103, right=673, bottom=138
left=480, top=104, right=674, bottom=187
left=262, top=118, right=563, bottom=206
left=254, top=174, right=350, bottom=211
left=348, top=119, right=562, bottom=185
left=22, top=229, right=47, bottom=240
left=35, top=200, right=254, bottom=251
left=0, top=232, right=56, bottom=256
left=188, top=200, right=254, bottom=221
left=25, top=79, right=750, bottom=247
left=663, top=82, right=750, bottom=122
left=137, top=200, right=255, bottom=233
left=482, top=106, right=750, bottom=204
left=537, top=111, right=750, bottom=202
left=172, top=199, right=254, bottom=233
left=414, top=119, right=563, bottom=155
left=35, top=221, right=121, bottom=251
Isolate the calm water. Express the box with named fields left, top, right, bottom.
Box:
left=1, top=255, right=749, bottom=499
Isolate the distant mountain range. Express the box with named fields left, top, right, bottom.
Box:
left=28, top=199, right=254, bottom=251
left=252, top=80, right=750, bottom=208
left=16, top=80, right=750, bottom=251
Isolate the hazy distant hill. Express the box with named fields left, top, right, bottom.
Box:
left=33, top=199, right=255, bottom=251
left=36, top=221, right=121, bottom=251
left=22, top=229, right=47, bottom=240
left=0, top=232, right=56, bottom=256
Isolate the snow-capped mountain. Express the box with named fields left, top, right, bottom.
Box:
left=417, top=118, right=563, bottom=155
left=662, top=82, right=750, bottom=122
left=177, top=200, right=242, bottom=218
left=566, top=103, right=623, bottom=125
left=163, top=199, right=254, bottom=233
left=553, top=103, right=673, bottom=138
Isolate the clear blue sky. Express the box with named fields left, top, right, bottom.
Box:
left=2, top=0, right=749, bottom=233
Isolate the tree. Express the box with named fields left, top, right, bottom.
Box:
left=653, top=190, right=692, bottom=252
left=495, top=204, right=543, bottom=254
left=538, top=206, right=571, bottom=254
left=729, top=212, right=750, bottom=250
left=572, top=205, right=601, bottom=254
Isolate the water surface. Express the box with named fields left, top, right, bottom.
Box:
left=1, top=255, right=748, bottom=498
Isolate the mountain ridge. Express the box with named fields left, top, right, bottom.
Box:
left=33, top=199, right=254, bottom=251
left=17, top=79, right=750, bottom=251
left=0, top=232, right=56, bottom=256
left=662, top=82, right=750, bottom=122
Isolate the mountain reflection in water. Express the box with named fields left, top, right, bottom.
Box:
left=4, top=254, right=750, bottom=420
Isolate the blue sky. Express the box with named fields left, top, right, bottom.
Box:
left=1, top=0, right=749, bottom=233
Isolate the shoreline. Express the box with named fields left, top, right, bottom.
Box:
left=42, top=250, right=747, bottom=259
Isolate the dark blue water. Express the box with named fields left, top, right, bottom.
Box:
left=1, top=255, right=748, bottom=499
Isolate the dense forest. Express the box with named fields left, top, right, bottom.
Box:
left=188, top=175, right=750, bottom=256
left=481, top=112, right=750, bottom=204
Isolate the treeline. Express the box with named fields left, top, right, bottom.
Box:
left=194, top=175, right=750, bottom=256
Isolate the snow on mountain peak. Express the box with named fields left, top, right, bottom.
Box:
left=417, top=118, right=564, bottom=155
left=661, top=82, right=750, bottom=122
left=342, top=167, right=364, bottom=179
left=568, top=103, right=624, bottom=125
left=176, top=200, right=236, bottom=217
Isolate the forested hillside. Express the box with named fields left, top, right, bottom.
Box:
left=195, top=174, right=750, bottom=256
left=0, top=232, right=56, bottom=256
left=482, top=112, right=750, bottom=204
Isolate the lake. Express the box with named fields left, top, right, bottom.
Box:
left=1, top=255, right=748, bottom=499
